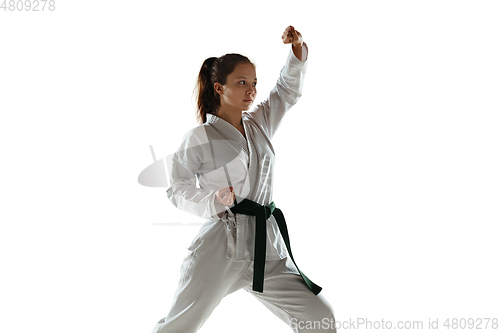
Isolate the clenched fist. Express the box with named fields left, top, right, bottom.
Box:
left=282, top=25, right=303, bottom=47
left=215, top=187, right=235, bottom=206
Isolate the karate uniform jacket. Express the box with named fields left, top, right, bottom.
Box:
left=166, top=44, right=308, bottom=262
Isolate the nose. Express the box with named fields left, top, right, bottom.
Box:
left=247, top=85, right=256, bottom=96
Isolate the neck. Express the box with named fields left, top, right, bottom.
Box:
left=216, top=106, right=243, bottom=128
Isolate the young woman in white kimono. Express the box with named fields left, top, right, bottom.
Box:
left=151, top=26, right=336, bottom=333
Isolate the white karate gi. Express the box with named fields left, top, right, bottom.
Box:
left=152, top=44, right=336, bottom=333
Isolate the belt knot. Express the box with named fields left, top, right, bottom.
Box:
left=229, top=198, right=321, bottom=295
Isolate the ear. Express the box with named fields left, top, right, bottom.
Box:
left=214, top=82, right=224, bottom=96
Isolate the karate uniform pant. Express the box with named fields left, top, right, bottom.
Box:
left=151, top=220, right=336, bottom=333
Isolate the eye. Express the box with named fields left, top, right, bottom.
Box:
left=238, top=80, right=257, bottom=86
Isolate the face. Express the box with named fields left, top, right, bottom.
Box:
left=215, top=62, right=257, bottom=112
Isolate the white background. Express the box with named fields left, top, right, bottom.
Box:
left=1, top=0, right=499, bottom=332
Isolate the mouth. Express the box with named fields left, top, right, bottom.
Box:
left=244, top=99, right=253, bottom=103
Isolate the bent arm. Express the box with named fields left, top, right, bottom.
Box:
left=165, top=131, right=223, bottom=220
left=166, top=161, right=220, bottom=220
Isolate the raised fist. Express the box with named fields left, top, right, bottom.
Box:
left=282, top=25, right=303, bottom=47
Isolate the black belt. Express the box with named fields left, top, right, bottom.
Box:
left=230, top=198, right=322, bottom=295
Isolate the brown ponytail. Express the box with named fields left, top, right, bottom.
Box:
left=194, top=53, right=254, bottom=124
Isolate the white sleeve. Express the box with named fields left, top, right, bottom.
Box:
left=249, top=42, right=308, bottom=140
left=165, top=130, right=222, bottom=220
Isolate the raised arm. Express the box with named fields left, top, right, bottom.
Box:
left=248, top=26, right=308, bottom=140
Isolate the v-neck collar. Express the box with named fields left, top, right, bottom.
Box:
left=206, top=113, right=247, bottom=144
left=206, top=113, right=251, bottom=171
